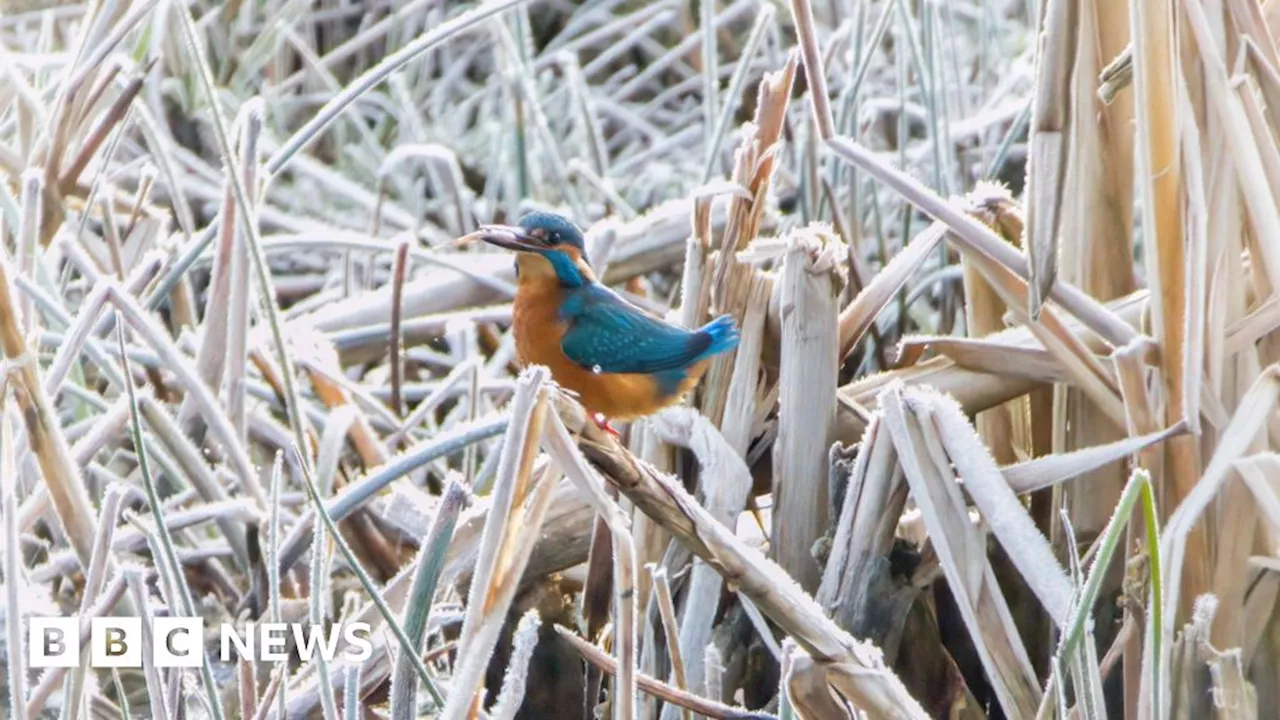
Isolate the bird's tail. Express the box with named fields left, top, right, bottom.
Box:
left=696, top=314, right=740, bottom=359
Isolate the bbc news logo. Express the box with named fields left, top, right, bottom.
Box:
left=28, top=617, right=373, bottom=668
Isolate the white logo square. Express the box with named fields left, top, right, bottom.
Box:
left=91, top=617, right=142, bottom=668
left=153, top=617, right=204, bottom=668
left=28, top=617, right=80, bottom=668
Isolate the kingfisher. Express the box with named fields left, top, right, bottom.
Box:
left=465, top=211, right=739, bottom=429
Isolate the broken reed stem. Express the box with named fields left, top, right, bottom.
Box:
left=443, top=462, right=560, bottom=720
left=1150, top=367, right=1280, bottom=715
left=773, top=228, right=841, bottom=592
left=959, top=187, right=1031, bottom=469
left=1023, top=0, right=1075, bottom=318
left=781, top=640, right=853, bottom=719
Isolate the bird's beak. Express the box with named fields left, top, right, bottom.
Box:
left=457, top=225, right=542, bottom=252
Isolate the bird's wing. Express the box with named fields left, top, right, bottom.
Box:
left=559, top=284, right=710, bottom=374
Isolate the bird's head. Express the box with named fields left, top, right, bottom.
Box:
left=466, top=211, right=594, bottom=288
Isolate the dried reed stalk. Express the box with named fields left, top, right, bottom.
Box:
left=1024, top=0, right=1076, bottom=317
left=1149, top=366, right=1280, bottom=716
left=788, top=0, right=835, bottom=140
left=837, top=221, right=945, bottom=362
left=613, top=521, right=639, bottom=720
left=960, top=182, right=1057, bottom=676
left=879, top=384, right=1041, bottom=718
left=0, top=202, right=98, bottom=566
left=701, top=53, right=797, bottom=426
left=650, top=566, right=692, bottom=720
left=648, top=407, right=753, bottom=710
left=773, top=226, right=842, bottom=591
left=1132, top=0, right=1206, bottom=615
left=783, top=639, right=853, bottom=719
left=1054, top=0, right=1137, bottom=558
left=179, top=101, right=260, bottom=436
left=3, top=401, right=28, bottom=720
left=960, top=185, right=1035, bottom=466
left=815, top=416, right=906, bottom=644
left=443, top=367, right=556, bottom=719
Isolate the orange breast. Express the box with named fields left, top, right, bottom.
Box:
left=512, top=282, right=710, bottom=420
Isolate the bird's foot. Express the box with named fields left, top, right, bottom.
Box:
left=593, top=413, right=621, bottom=438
